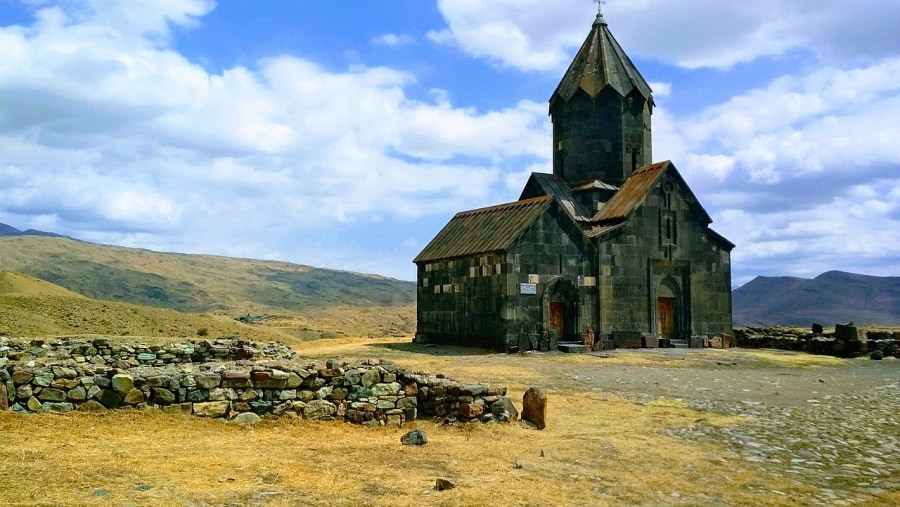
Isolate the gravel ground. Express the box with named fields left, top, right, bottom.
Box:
left=570, top=350, right=899, bottom=505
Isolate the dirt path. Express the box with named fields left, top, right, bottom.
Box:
left=578, top=349, right=899, bottom=407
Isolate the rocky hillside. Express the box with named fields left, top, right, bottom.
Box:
left=733, top=271, right=900, bottom=326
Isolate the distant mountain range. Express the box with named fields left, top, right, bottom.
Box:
left=733, top=271, right=900, bottom=327
left=0, top=222, right=66, bottom=238
left=3, top=223, right=897, bottom=329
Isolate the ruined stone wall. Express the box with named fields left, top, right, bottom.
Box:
left=735, top=327, right=900, bottom=358
left=0, top=337, right=514, bottom=425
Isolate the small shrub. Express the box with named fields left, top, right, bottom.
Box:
left=197, top=327, right=208, bottom=337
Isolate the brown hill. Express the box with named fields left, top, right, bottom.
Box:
left=0, top=236, right=415, bottom=339
left=0, top=272, right=297, bottom=342
left=0, top=271, right=86, bottom=298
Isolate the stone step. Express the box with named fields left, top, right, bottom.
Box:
left=558, top=342, right=587, bottom=353
left=670, top=339, right=689, bottom=349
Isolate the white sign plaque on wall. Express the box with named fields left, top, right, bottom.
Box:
left=519, top=283, right=537, bottom=295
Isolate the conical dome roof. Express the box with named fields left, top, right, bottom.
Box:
left=550, top=13, right=653, bottom=105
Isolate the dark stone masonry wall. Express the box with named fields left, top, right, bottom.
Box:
left=0, top=337, right=514, bottom=425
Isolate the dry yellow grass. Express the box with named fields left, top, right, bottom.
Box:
left=0, top=391, right=810, bottom=507
left=256, top=304, right=416, bottom=340
left=5, top=337, right=894, bottom=506
left=0, top=270, right=415, bottom=343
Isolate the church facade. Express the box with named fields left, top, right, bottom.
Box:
left=414, top=11, right=734, bottom=351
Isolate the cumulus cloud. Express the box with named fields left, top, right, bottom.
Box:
left=429, top=0, right=590, bottom=72
left=432, top=0, right=900, bottom=70
left=657, top=57, right=900, bottom=285
left=0, top=1, right=552, bottom=278
left=3, top=0, right=899, bottom=286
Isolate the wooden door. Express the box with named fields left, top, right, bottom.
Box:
left=657, top=297, right=675, bottom=338
left=549, top=302, right=565, bottom=339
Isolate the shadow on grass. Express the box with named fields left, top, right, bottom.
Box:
left=370, top=341, right=500, bottom=357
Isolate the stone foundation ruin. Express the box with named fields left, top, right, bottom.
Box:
left=0, top=337, right=515, bottom=425
left=735, top=325, right=900, bottom=358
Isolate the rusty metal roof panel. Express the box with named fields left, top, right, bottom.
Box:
left=519, top=173, right=591, bottom=221
left=572, top=180, right=619, bottom=192
left=550, top=16, right=653, bottom=106
left=585, top=221, right=627, bottom=238
left=414, top=196, right=553, bottom=263
left=592, top=160, right=670, bottom=222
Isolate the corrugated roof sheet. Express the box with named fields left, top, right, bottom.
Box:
left=585, top=221, right=627, bottom=238
left=550, top=16, right=653, bottom=105
left=413, top=196, right=552, bottom=263
left=593, top=161, right=670, bottom=222
left=572, top=180, right=619, bottom=192
left=519, top=173, right=591, bottom=221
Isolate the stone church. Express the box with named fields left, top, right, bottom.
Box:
left=414, top=10, right=734, bottom=351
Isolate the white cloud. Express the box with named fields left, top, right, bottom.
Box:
left=673, top=58, right=900, bottom=189
left=372, top=33, right=414, bottom=47
left=433, top=0, right=900, bottom=71
left=429, top=0, right=590, bottom=72
left=661, top=56, right=900, bottom=285
left=0, top=1, right=552, bottom=279
left=648, top=82, right=671, bottom=98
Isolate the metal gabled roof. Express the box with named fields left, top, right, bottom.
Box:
left=592, top=160, right=670, bottom=222
left=413, top=196, right=553, bottom=264
left=592, top=160, right=714, bottom=225
left=519, top=172, right=592, bottom=222
left=550, top=14, right=653, bottom=107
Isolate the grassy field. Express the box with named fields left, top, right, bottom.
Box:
left=0, top=271, right=414, bottom=342
left=3, top=335, right=897, bottom=506
left=1, top=265, right=897, bottom=505
left=0, top=236, right=416, bottom=312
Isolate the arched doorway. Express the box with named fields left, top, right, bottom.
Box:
left=544, top=278, right=579, bottom=344
left=657, top=278, right=680, bottom=339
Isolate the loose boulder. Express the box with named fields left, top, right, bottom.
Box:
left=400, top=429, right=428, bottom=446
left=232, top=412, right=262, bottom=424
left=434, top=477, right=457, bottom=491
left=522, top=387, right=547, bottom=430
left=490, top=396, right=519, bottom=422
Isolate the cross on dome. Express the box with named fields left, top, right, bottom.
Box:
left=594, top=0, right=606, bottom=16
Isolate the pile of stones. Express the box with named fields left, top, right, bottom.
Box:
left=0, top=338, right=514, bottom=427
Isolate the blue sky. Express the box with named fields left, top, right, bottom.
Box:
left=1, top=0, right=899, bottom=287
